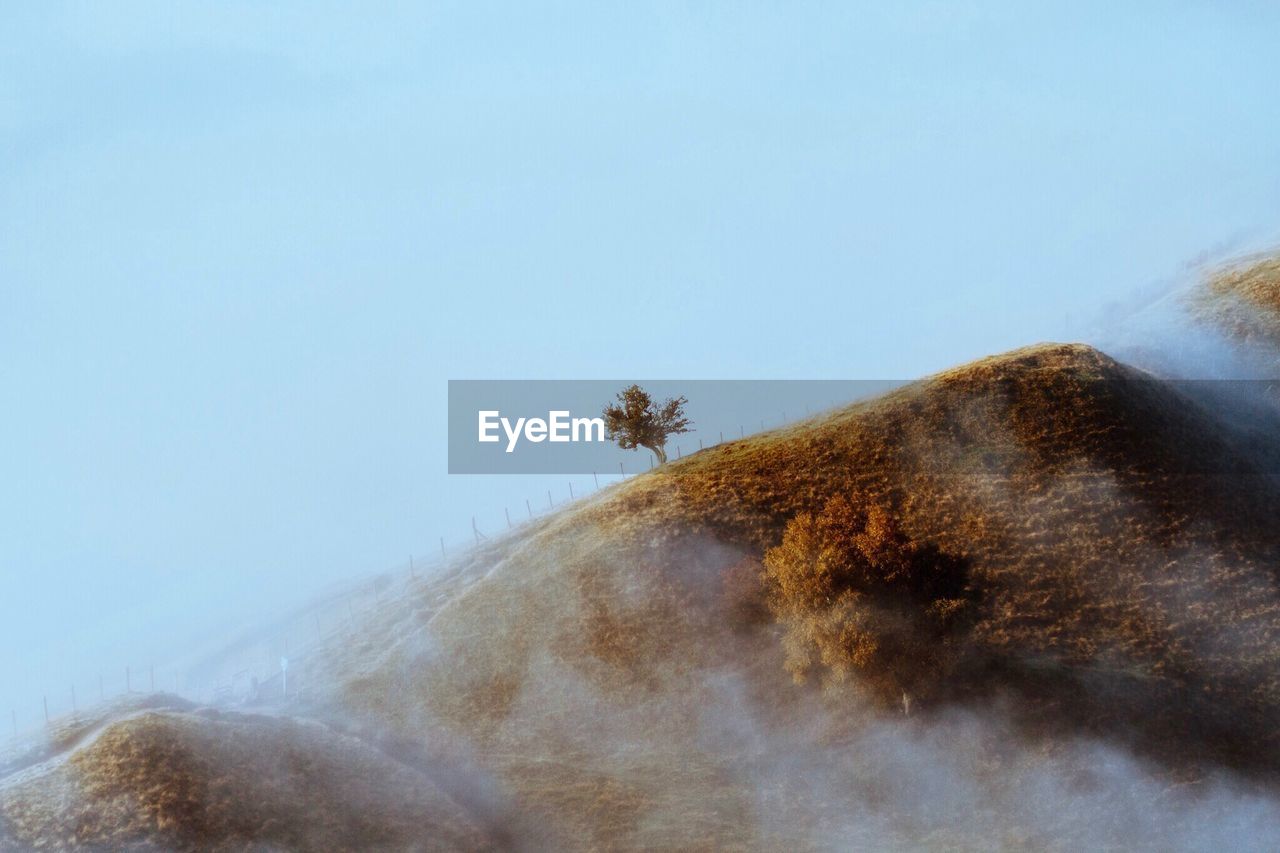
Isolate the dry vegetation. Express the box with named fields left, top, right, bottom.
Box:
left=1193, top=253, right=1280, bottom=349
left=280, top=342, right=1280, bottom=848
left=9, top=341, right=1280, bottom=849
left=579, top=344, right=1280, bottom=757
left=0, top=707, right=497, bottom=851
left=762, top=495, right=974, bottom=701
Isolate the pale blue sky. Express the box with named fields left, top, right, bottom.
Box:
left=2, top=2, right=1279, bottom=726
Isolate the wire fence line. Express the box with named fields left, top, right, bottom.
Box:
left=4, top=410, right=822, bottom=748
left=4, top=467, right=630, bottom=746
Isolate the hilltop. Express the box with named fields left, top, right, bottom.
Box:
left=1194, top=253, right=1280, bottom=350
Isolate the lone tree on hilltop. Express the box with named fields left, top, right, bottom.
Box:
left=602, top=384, right=691, bottom=465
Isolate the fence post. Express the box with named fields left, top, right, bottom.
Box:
left=547, top=490, right=553, bottom=509
left=698, top=438, right=703, bottom=450
left=568, top=482, right=574, bottom=500
left=440, top=537, right=446, bottom=559
left=526, top=499, right=532, bottom=518
left=505, top=507, right=512, bottom=528
left=593, top=471, right=599, bottom=489
left=619, top=461, right=624, bottom=475
left=719, top=431, right=723, bottom=444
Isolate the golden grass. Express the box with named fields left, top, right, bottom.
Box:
left=574, top=344, right=1280, bottom=767
left=1193, top=253, right=1280, bottom=349
left=292, top=342, right=1280, bottom=847
left=0, top=710, right=496, bottom=851
left=12, top=342, right=1280, bottom=850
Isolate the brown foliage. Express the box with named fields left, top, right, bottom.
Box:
left=763, top=495, right=973, bottom=702
left=602, top=384, right=691, bottom=464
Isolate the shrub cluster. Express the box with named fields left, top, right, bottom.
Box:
left=762, top=495, right=973, bottom=702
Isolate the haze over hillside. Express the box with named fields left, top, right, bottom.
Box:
left=9, top=258, right=1280, bottom=849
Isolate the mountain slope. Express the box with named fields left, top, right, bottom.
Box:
left=9, top=342, right=1280, bottom=850
left=295, top=343, right=1280, bottom=848
left=1194, top=253, right=1280, bottom=351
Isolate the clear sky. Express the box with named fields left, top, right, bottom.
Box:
left=2, top=2, right=1279, bottom=727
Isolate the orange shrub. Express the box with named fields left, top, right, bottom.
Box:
left=762, top=495, right=973, bottom=702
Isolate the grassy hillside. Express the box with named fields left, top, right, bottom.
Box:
left=0, top=698, right=500, bottom=851
left=291, top=342, right=1280, bottom=848
left=1193, top=253, right=1280, bottom=350
left=9, top=342, right=1280, bottom=850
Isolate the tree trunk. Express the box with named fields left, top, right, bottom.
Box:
left=646, top=444, right=668, bottom=465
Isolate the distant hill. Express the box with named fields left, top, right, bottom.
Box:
left=1194, top=253, right=1280, bottom=351
left=0, top=696, right=500, bottom=851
